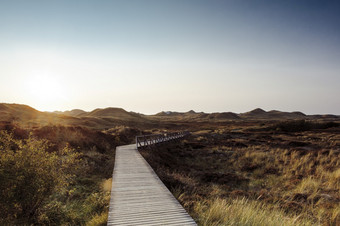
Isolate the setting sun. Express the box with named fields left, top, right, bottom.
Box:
left=26, top=74, right=68, bottom=111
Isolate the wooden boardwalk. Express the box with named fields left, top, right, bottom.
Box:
left=108, top=135, right=196, bottom=225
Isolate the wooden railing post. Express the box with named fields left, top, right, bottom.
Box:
left=135, top=131, right=189, bottom=149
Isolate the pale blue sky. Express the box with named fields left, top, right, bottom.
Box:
left=1, top=0, right=339, bottom=114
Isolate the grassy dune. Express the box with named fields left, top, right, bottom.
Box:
left=140, top=121, right=340, bottom=225
left=1, top=104, right=339, bottom=225
left=0, top=122, right=140, bottom=225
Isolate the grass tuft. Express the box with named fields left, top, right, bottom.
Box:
left=194, top=198, right=314, bottom=226
left=86, top=212, right=108, bottom=226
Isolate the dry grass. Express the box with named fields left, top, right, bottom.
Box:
left=2, top=104, right=339, bottom=225
left=140, top=121, right=340, bottom=225
left=0, top=123, right=128, bottom=225
left=86, top=212, right=108, bottom=226
left=102, top=178, right=112, bottom=192
left=194, top=198, right=314, bottom=226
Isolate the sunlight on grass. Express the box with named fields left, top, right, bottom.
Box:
left=102, top=178, right=112, bottom=192
left=86, top=212, right=108, bottom=226
left=295, top=176, right=321, bottom=195
left=194, top=198, right=314, bottom=226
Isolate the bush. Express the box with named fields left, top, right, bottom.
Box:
left=0, top=131, right=82, bottom=224
left=272, top=120, right=339, bottom=132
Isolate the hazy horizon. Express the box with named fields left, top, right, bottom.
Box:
left=3, top=102, right=340, bottom=116
left=1, top=0, right=340, bottom=115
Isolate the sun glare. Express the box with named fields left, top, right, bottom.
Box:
left=27, top=74, right=68, bottom=111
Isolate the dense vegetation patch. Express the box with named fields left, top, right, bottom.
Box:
left=0, top=131, right=81, bottom=224
left=140, top=126, right=340, bottom=225
left=0, top=123, right=137, bottom=225
left=269, top=120, right=339, bottom=132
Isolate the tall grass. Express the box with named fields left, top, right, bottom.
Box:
left=194, top=198, right=314, bottom=226
left=140, top=129, right=340, bottom=226
left=86, top=212, right=108, bottom=226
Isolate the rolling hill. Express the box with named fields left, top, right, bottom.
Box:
left=239, top=108, right=307, bottom=120
left=0, top=103, right=339, bottom=130
left=86, top=107, right=143, bottom=120
left=55, top=109, right=87, bottom=117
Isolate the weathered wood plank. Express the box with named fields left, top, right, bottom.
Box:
left=107, top=142, right=196, bottom=225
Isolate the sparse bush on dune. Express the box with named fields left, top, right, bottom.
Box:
left=31, top=125, right=122, bottom=178
left=103, top=125, right=143, bottom=147
left=0, top=131, right=81, bottom=224
left=0, top=121, right=29, bottom=139
left=32, top=125, right=117, bottom=153
left=270, top=120, right=339, bottom=132
left=0, top=122, right=131, bottom=225
left=140, top=126, right=340, bottom=226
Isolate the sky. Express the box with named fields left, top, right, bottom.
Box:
left=1, top=0, right=339, bottom=115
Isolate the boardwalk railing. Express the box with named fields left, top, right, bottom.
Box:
left=136, top=131, right=190, bottom=148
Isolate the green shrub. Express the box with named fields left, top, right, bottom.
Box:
left=0, top=131, right=81, bottom=224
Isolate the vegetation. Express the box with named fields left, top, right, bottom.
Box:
left=194, top=198, right=313, bottom=226
left=140, top=122, right=340, bottom=225
left=0, top=123, right=133, bottom=225
left=268, top=120, right=339, bottom=132
left=1, top=103, right=339, bottom=225
left=0, top=131, right=79, bottom=223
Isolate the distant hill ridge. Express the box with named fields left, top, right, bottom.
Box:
left=239, top=108, right=307, bottom=119
left=87, top=107, right=129, bottom=117
left=55, top=109, right=87, bottom=117
left=155, top=110, right=196, bottom=116
left=0, top=103, right=339, bottom=125
left=56, top=107, right=143, bottom=119
left=0, top=103, right=38, bottom=114
left=247, top=108, right=267, bottom=115
left=155, top=108, right=310, bottom=120
left=0, top=103, right=40, bottom=121
left=209, top=112, right=240, bottom=120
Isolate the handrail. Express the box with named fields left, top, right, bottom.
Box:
left=136, top=131, right=190, bottom=148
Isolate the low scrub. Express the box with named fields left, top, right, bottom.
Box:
left=0, top=131, right=81, bottom=224
left=0, top=123, right=125, bottom=225
left=270, top=120, right=339, bottom=132
left=194, top=198, right=313, bottom=226
left=140, top=128, right=340, bottom=225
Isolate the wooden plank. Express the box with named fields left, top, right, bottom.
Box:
left=107, top=142, right=196, bottom=225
